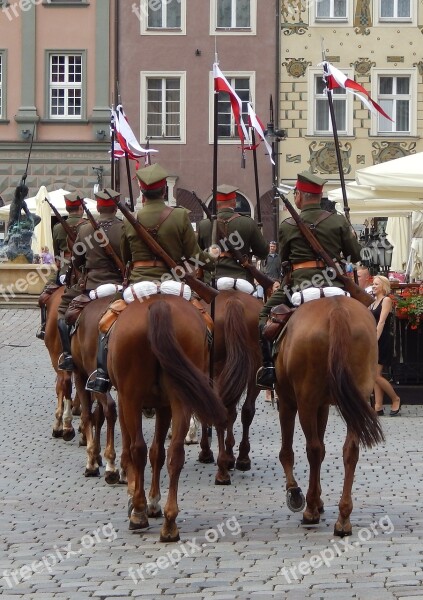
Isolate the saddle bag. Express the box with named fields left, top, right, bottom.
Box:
left=38, top=283, right=61, bottom=308
left=263, top=304, right=295, bottom=342
left=98, top=299, right=127, bottom=334
left=65, top=294, right=91, bottom=326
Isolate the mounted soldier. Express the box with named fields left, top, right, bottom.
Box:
left=256, top=170, right=364, bottom=390
left=86, top=163, right=216, bottom=393
left=56, top=189, right=123, bottom=372
left=196, top=184, right=269, bottom=285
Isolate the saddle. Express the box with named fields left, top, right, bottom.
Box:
left=65, top=294, right=92, bottom=326
left=38, top=283, right=61, bottom=308
left=263, top=304, right=295, bottom=342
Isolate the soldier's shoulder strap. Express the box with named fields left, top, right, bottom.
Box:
left=138, top=205, right=174, bottom=239
left=284, top=210, right=333, bottom=228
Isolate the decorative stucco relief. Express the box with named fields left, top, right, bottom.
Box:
left=309, top=141, right=352, bottom=174
left=354, top=0, right=372, bottom=35
left=372, top=141, right=416, bottom=164
left=282, top=58, right=311, bottom=78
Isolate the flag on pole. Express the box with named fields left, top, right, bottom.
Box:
left=113, top=104, right=158, bottom=160
left=246, top=103, right=275, bottom=166
left=322, top=61, right=393, bottom=122
left=213, top=62, right=249, bottom=142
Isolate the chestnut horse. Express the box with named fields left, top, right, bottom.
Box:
left=70, top=296, right=119, bottom=483
left=198, top=290, right=263, bottom=484
left=107, top=295, right=227, bottom=542
left=275, top=296, right=385, bottom=537
left=43, top=286, right=77, bottom=441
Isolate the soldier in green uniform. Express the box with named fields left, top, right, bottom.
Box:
left=87, top=163, right=215, bottom=392
left=36, top=194, right=86, bottom=340
left=256, top=171, right=363, bottom=389
left=57, top=189, right=124, bottom=373
left=196, top=184, right=268, bottom=283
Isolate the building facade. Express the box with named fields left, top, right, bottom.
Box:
left=0, top=0, right=114, bottom=211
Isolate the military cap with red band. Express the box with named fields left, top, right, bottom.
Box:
left=64, top=192, right=83, bottom=208
left=136, top=163, right=168, bottom=191
left=216, top=184, right=239, bottom=202
left=296, top=171, right=327, bottom=194
left=95, top=188, right=120, bottom=207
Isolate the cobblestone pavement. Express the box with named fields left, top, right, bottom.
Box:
left=1, top=308, right=423, bottom=600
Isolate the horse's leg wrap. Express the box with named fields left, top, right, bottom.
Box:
left=86, top=333, right=110, bottom=394
left=256, top=323, right=276, bottom=390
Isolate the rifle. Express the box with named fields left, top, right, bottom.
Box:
left=44, top=195, right=77, bottom=246
left=106, top=192, right=219, bottom=304
left=79, top=198, right=125, bottom=277
left=21, top=124, right=36, bottom=186
left=276, top=187, right=373, bottom=307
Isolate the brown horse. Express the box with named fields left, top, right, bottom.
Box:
left=70, top=296, right=119, bottom=483
left=43, top=286, right=78, bottom=441
left=275, top=296, right=385, bottom=536
left=107, top=295, right=227, bottom=542
left=198, top=290, right=263, bottom=484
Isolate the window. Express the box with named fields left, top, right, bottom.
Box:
left=140, top=0, right=186, bottom=35
left=0, top=53, right=3, bottom=119
left=141, top=72, right=186, bottom=143
left=217, top=76, right=250, bottom=139
left=377, top=75, right=411, bottom=133
left=379, top=0, right=411, bottom=20
left=48, top=53, right=83, bottom=119
left=316, top=0, right=347, bottom=19
left=312, top=73, right=350, bottom=135
left=210, top=0, right=256, bottom=34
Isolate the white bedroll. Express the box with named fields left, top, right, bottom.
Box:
left=291, top=286, right=350, bottom=307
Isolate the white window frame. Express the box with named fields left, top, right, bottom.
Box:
left=210, top=0, right=257, bottom=35
left=370, top=69, right=416, bottom=136
left=47, top=51, right=85, bottom=120
left=310, top=0, right=352, bottom=25
left=0, top=51, right=4, bottom=120
left=307, top=68, right=353, bottom=136
left=374, top=0, right=414, bottom=23
left=139, top=0, right=186, bottom=35
left=208, top=70, right=255, bottom=144
left=140, top=71, right=186, bottom=145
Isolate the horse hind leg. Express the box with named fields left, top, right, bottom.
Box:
left=299, top=409, right=326, bottom=525
left=61, top=373, right=75, bottom=442
left=236, top=380, right=259, bottom=471
left=52, top=374, right=64, bottom=438
left=147, top=405, right=172, bottom=518
left=101, top=392, right=119, bottom=485
left=334, top=429, right=359, bottom=537
left=278, top=396, right=305, bottom=513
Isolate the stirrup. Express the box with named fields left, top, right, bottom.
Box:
left=58, top=353, right=74, bottom=372
left=36, top=327, right=45, bottom=340
left=256, top=366, right=276, bottom=390
left=85, top=371, right=110, bottom=394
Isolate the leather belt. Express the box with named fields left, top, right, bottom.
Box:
left=292, top=260, right=325, bottom=271
left=133, top=260, right=166, bottom=268
left=218, top=252, right=233, bottom=258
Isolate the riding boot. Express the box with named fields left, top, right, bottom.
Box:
left=85, top=334, right=110, bottom=393
left=36, top=305, right=47, bottom=340
left=256, top=323, right=276, bottom=390
left=57, top=318, right=75, bottom=371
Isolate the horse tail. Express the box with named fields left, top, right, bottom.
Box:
left=327, top=303, right=385, bottom=449
left=219, top=297, right=256, bottom=404
left=148, top=300, right=227, bottom=428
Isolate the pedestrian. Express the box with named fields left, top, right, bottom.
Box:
left=357, top=265, right=374, bottom=294
left=256, top=170, right=363, bottom=389
left=260, top=240, right=281, bottom=282
left=197, top=184, right=268, bottom=284
left=41, top=246, right=54, bottom=264
left=369, top=275, right=401, bottom=416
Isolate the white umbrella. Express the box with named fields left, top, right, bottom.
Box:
left=31, top=186, right=54, bottom=257
left=407, top=211, right=423, bottom=281
left=385, top=216, right=410, bottom=272
left=355, top=152, right=423, bottom=193
left=0, top=188, right=99, bottom=219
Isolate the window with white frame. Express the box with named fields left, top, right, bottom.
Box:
left=376, top=74, right=412, bottom=134
left=48, top=53, right=83, bottom=119
left=0, top=54, right=3, bottom=119
left=140, top=0, right=186, bottom=34
left=211, top=0, right=256, bottom=34
left=315, top=0, right=347, bottom=20
left=216, top=75, right=251, bottom=140
left=310, top=70, right=352, bottom=135
left=379, top=0, right=411, bottom=20
left=141, top=72, right=185, bottom=143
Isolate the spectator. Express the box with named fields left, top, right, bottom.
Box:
left=357, top=266, right=373, bottom=294
left=260, top=241, right=281, bottom=282
left=41, top=246, right=54, bottom=264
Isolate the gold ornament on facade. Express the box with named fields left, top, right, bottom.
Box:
left=282, top=59, right=311, bottom=78
left=351, top=58, right=375, bottom=75
left=286, top=154, right=301, bottom=163
left=281, top=0, right=308, bottom=36
left=371, top=141, right=416, bottom=164
left=354, top=0, right=372, bottom=35
left=309, top=141, right=352, bottom=174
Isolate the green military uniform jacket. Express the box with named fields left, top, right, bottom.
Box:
left=73, top=214, right=124, bottom=290
left=280, top=204, right=362, bottom=289
left=52, top=215, right=87, bottom=277
left=121, top=199, right=214, bottom=283
left=197, top=208, right=268, bottom=284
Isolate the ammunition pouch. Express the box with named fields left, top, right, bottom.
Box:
left=38, top=283, right=61, bottom=308
left=190, top=297, right=214, bottom=335
left=263, top=304, right=295, bottom=342
left=98, top=299, right=127, bottom=335
left=65, top=294, right=91, bottom=326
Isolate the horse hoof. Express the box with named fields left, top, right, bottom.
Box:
left=142, top=408, right=155, bottom=419
left=301, top=515, right=320, bottom=525
left=52, top=429, right=63, bottom=439
left=159, top=528, right=180, bottom=543
left=235, top=459, right=251, bottom=472
left=198, top=451, right=214, bottom=464
left=62, top=429, right=75, bottom=442
left=286, top=487, right=306, bottom=513
left=84, top=467, right=100, bottom=477
left=105, top=470, right=120, bottom=485
left=227, top=459, right=236, bottom=470
left=215, top=476, right=231, bottom=485
left=147, top=507, right=163, bottom=518
left=334, top=524, right=352, bottom=537
left=129, top=519, right=149, bottom=531
left=184, top=439, right=198, bottom=445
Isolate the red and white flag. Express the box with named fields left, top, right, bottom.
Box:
left=112, top=104, right=158, bottom=160
left=322, top=61, right=393, bottom=122
left=213, top=63, right=249, bottom=142
left=247, top=103, right=275, bottom=166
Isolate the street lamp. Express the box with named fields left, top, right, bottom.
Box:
left=358, top=224, right=394, bottom=276
left=264, top=95, right=286, bottom=241
left=374, top=232, right=394, bottom=275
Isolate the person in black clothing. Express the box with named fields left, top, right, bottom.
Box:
left=260, top=241, right=281, bottom=282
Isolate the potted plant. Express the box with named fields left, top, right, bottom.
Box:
left=391, top=290, right=423, bottom=329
